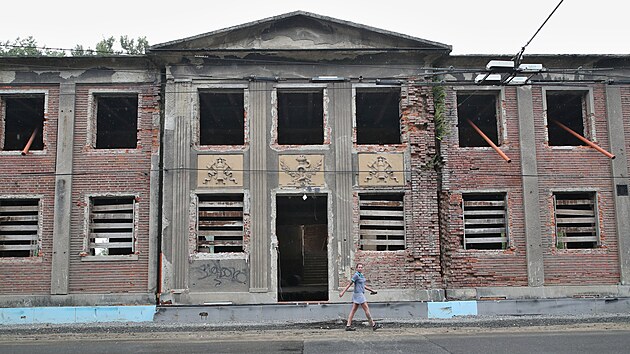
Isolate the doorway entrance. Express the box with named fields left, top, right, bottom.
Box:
left=276, top=195, right=328, bottom=301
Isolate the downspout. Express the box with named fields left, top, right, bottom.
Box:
left=155, top=66, right=167, bottom=304
left=466, top=118, right=512, bottom=163
left=21, top=127, right=39, bottom=155
left=550, top=119, right=615, bottom=159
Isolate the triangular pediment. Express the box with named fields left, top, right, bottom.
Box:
left=150, top=11, right=451, bottom=52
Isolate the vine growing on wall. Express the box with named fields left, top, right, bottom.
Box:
left=428, top=82, right=447, bottom=170
left=432, top=84, right=447, bottom=142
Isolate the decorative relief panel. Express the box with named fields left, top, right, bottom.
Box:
left=197, top=155, right=243, bottom=187
left=358, top=153, right=404, bottom=187
left=279, top=154, right=325, bottom=187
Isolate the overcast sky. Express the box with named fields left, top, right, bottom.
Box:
left=1, top=0, right=627, bottom=55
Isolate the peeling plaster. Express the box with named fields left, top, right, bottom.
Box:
left=0, top=72, right=16, bottom=83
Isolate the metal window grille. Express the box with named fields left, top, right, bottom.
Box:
left=197, top=194, right=244, bottom=253
left=0, top=199, right=39, bottom=257
left=359, top=193, right=405, bottom=251
left=462, top=193, right=507, bottom=250
left=554, top=192, right=598, bottom=249
left=89, top=197, right=135, bottom=256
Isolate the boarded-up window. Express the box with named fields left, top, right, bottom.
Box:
left=2, top=95, right=45, bottom=151
left=95, top=95, right=138, bottom=149
left=197, top=194, right=244, bottom=253
left=457, top=93, right=500, bottom=147
left=0, top=199, right=39, bottom=257
left=199, top=90, right=245, bottom=145
left=277, top=89, right=324, bottom=145
left=462, top=193, right=507, bottom=250
left=356, top=88, right=401, bottom=144
left=547, top=92, right=588, bottom=146
left=359, top=193, right=404, bottom=251
left=554, top=192, right=598, bottom=249
left=89, top=197, right=135, bottom=256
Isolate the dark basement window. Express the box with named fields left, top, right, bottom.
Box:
left=277, top=89, right=324, bottom=145
left=546, top=92, right=588, bottom=146
left=2, top=95, right=45, bottom=151
left=356, top=88, right=401, bottom=144
left=95, top=95, right=138, bottom=149
left=199, top=90, right=245, bottom=145
left=457, top=93, right=499, bottom=147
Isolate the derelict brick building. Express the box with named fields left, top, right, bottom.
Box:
left=1, top=12, right=629, bottom=307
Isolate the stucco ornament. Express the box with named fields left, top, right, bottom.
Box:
left=280, top=155, right=323, bottom=187
left=203, top=157, right=237, bottom=185
left=365, top=155, right=399, bottom=183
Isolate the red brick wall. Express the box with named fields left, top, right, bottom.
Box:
left=440, top=84, right=621, bottom=288
left=0, top=85, right=58, bottom=294
left=67, top=83, right=159, bottom=293
left=440, top=86, right=529, bottom=288
left=352, top=82, right=443, bottom=290
left=533, top=85, right=619, bottom=285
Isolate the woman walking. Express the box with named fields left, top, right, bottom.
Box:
left=339, top=263, right=382, bottom=331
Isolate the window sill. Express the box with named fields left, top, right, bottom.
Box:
left=81, top=254, right=139, bottom=262
left=0, top=256, right=44, bottom=264
left=191, top=252, right=246, bottom=261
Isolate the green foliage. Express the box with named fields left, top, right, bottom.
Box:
left=432, top=84, right=448, bottom=141
left=120, top=35, right=149, bottom=55
left=0, top=36, right=65, bottom=57
left=95, top=36, right=119, bottom=55
left=426, top=82, right=448, bottom=171
left=1, top=35, right=149, bottom=57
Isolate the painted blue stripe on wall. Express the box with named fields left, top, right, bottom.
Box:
left=427, top=301, right=478, bottom=319
left=0, top=306, right=156, bottom=325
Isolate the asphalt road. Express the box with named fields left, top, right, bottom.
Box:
left=1, top=330, right=630, bottom=353
left=2, top=325, right=630, bottom=354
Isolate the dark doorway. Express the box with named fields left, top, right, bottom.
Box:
left=277, top=195, right=328, bottom=302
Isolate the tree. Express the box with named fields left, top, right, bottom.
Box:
left=1, top=35, right=149, bottom=57
left=120, top=35, right=149, bottom=55
left=0, top=36, right=65, bottom=57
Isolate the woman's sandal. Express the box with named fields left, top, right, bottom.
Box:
left=372, top=323, right=382, bottom=331
left=345, top=326, right=356, bottom=331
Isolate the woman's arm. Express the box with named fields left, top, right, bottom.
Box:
left=339, top=282, right=353, bottom=297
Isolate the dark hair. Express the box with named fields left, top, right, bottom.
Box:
left=356, top=263, right=364, bottom=268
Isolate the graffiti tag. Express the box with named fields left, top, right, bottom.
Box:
left=196, top=260, right=247, bottom=287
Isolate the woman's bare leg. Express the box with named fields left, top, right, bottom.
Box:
left=346, top=303, right=359, bottom=326
left=361, top=302, right=375, bottom=327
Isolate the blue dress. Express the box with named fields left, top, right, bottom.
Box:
left=351, top=271, right=367, bottom=304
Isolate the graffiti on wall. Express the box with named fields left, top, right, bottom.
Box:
left=190, top=259, right=248, bottom=291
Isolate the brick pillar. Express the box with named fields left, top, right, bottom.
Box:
left=51, top=83, right=76, bottom=295
left=605, top=86, right=630, bottom=285
left=517, top=87, right=545, bottom=286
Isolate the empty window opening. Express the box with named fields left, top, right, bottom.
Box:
left=277, top=195, right=328, bottom=301
left=462, top=193, right=508, bottom=250
left=197, top=194, right=244, bottom=253
left=547, top=92, right=588, bottom=146
left=457, top=93, right=499, bottom=147
left=0, top=199, right=39, bottom=257
left=95, top=95, right=138, bottom=149
left=89, top=197, right=135, bottom=256
left=356, top=88, right=401, bottom=144
left=199, top=90, right=245, bottom=145
left=359, top=193, right=405, bottom=251
left=554, top=192, right=598, bottom=249
left=2, top=95, right=44, bottom=151
left=277, top=90, right=324, bottom=145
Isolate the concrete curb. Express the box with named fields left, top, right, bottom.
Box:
left=2, top=298, right=630, bottom=325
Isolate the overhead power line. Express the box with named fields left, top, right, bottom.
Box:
left=513, top=0, right=565, bottom=65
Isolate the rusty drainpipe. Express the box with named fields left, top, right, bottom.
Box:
left=550, top=119, right=615, bottom=159
left=21, top=127, right=39, bottom=155
left=465, top=119, right=511, bottom=163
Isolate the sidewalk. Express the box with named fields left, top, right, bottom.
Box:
left=2, top=297, right=630, bottom=327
